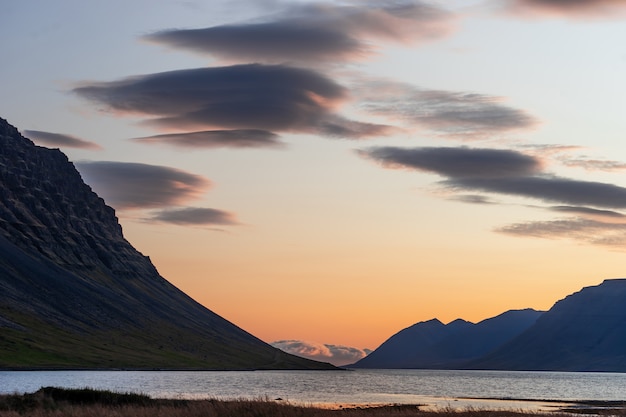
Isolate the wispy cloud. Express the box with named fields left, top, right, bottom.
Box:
left=500, top=0, right=626, bottom=18
left=356, top=80, right=537, bottom=139
left=132, top=129, right=284, bottom=149
left=271, top=339, right=370, bottom=366
left=24, top=129, right=102, bottom=150
left=562, top=158, right=626, bottom=172
left=148, top=207, right=239, bottom=226
left=550, top=205, right=626, bottom=219
left=75, top=161, right=211, bottom=209
left=73, top=64, right=388, bottom=139
left=144, top=1, right=456, bottom=64
left=451, top=194, right=497, bottom=205
left=498, top=218, right=626, bottom=247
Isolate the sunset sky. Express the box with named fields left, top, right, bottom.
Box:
left=3, top=0, right=626, bottom=366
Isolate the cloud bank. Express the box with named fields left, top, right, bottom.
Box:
left=144, top=1, right=456, bottom=63
left=68, top=0, right=626, bottom=245
left=24, top=129, right=102, bottom=150
left=271, top=340, right=370, bottom=366
left=360, top=146, right=626, bottom=247
left=361, top=146, right=626, bottom=209
left=73, top=64, right=388, bottom=139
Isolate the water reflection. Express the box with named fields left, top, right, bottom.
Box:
left=1, top=369, right=625, bottom=410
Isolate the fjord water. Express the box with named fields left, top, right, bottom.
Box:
left=2, top=369, right=626, bottom=408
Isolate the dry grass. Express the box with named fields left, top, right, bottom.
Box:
left=0, top=387, right=619, bottom=417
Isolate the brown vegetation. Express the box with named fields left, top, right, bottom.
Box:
left=0, top=388, right=623, bottom=417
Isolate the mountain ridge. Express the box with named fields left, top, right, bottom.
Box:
left=0, top=117, right=336, bottom=370
left=350, top=308, right=543, bottom=369
left=352, top=279, right=626, bottom=372
left=467, top=278, right=626, bottom=371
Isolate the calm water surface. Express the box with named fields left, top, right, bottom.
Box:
left=1, top=369, right=625, bottom=409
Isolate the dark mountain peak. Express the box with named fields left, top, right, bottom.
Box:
left=0, top=118, right=135, bottom=277
left=350, top=308, right=542, bottom=369
left=476, top=308, right=544, bottom=327
left=447, top=318, right=473, bottom=328
left=0, top=117, right=27, bottom=142
left=547, top=278, right=626, bottom=317
left=601, top=278, right=626, bottom=284
left=411, top=318, right=444, bottom=328
left=469, top=279, right=626, bottom=371
left=0, top=117, right=335, bottom=370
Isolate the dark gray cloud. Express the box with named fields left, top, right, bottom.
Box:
left=359, top=146, right=542, bottom=178
left=144, top=1, right=456, bottom=63
left=24, top=129, right=102, bottom=150
left=73, top=64, right=386, bottom=139
left=357, top=81, right=537, bottom=138
left=271, top=339, right=370, bottom=366
left=502, top=0, right=626, bottom=18
left=361, top=145, right=626, bottom=247
left=361, top=146, right=626, bottom=210
left=550, top=205, right=626, bottom=218
left=132, top=129, right=284, bottom=149
left=76, top=161, right=211, bottom=209
left=449, top=176, right=626, bottom=209
left=148, top=207, right=239, bottom=226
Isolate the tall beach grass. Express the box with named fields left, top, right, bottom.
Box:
left=0, top=387, right=622, bottom=417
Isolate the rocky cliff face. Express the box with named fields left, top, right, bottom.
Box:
left=0, top=118, right=155, bottom=278
left=0, top=117, right=335, bottom=370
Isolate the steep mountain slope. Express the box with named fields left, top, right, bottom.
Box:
left=425, top=309, right=545, bottom=368
left=351, top=309, right=542, bottom=369
left=350, top=318, right=472, bottom=368
left=468, top=279, right=626, bottom=371
left=0, top=117, right=336, bottom=370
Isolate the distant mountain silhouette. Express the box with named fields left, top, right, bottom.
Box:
left=0, top=117, right=336, bottom=370
left=350, top=309, right=543, bottom=369
left=467, top=279, right=626, bottom=371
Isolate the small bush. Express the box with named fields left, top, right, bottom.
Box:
left=38, top=387, right=152, bottom=406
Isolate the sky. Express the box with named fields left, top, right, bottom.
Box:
left=2, top=0, right=626, bottom=366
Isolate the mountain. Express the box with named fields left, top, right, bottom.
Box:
left=468, top=279, right=626, bottom=371
left=349, top=318, right=468, bottom=368
left=350, top=309, right=543, bottom=369
left=0, top=117, right=336, bottom=370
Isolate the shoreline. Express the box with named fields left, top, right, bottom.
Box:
left=1, top=388, right=624, bottom=416
left=296, top=397, right=626, bottom=413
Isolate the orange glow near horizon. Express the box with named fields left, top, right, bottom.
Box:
left=5, top=0, right=626, bottom=365
left=126, top=218, right=625, bottom=350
